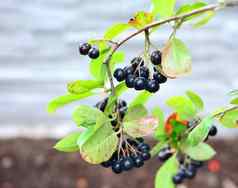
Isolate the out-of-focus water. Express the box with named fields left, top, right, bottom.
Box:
left=0, top=0, right=237, bottom=137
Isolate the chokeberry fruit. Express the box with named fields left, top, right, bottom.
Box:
left=96, top=98, right=108, bottom=112
left=124, top=66, right=135, bottom=77
left=191, top=160, right=203, bottom=168
left=146, top=80, right=160, bottom=93
left=79, top=43, right=91, bottom=55
left=112, top=161, right=122, bottom=174
left=118, top=100, right=127, bottom=109
left=114, top=68, right=125, bottom=82
left=138, top=143, right=150, bottom=152
left=209, top=126, right=218, bottom=136
left=119, top=108, right=127, bottom=119
left=136, top=137, right=144, bottom=143
left=151, top=50, right=162, bottom=65
left=133, top=155, right=144, bottom=168
left=158, top=149, right=172, bottom=162
left=172, top=174, right=184, bottom=185
left=101, top=160, right=113, bottom=168
left=153, top=72, right=167, bottom=84
left=141, top=151, right=151, bottom=161
left=137, top=67, right=149, bottom=79
left=185, top=165, right=197, bottom=179
left=122, top=157, right=134, bottom=171
left=88, top=47, right=100, bottom=59
left=125, top=75, right=135, bottom=88
left=134, top=77, right=147, bottom=90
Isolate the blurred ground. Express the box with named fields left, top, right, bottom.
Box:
left=0, top=138, right=237, bottom=188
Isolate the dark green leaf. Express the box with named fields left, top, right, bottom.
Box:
left=129, top=91, right=152, bottom=107
left=183, top=143, right=216, bottom=161
left=54, top=132, right=81, bottom=152
left=162, top=38, right=192, bottom=78
left=186, top=90, right=204, bottom=112
left=155, top=155, right=179, bottom=188
left=186, top=116, right=213, bottom=146
left=151, top=0, right=176, bottom=18
left=47, top=92, right=95, bottom=113
left=104, top=23, right=131, bottom=40
left=67, top=80, right=103, bottom=94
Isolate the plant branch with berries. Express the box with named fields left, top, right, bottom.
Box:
left=48, top=0, right=238, bottom=188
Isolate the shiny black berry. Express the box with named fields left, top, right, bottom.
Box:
left=125, top=75, right=135, bottom=88
left=134, top=77, right=147, bottom=90
left=124, top=66, right=135, bottom=77
left=141, top=151, right=151, bottom=161
left=95, top=98, right=108, bottom=112
left=113, top=68, right=125, bottom=82
left=185, top=165, right=197, bottom=179
left=101, top=160, right=113, bottom=168
left=172, top=174, right=184, bottom=184
left=146, top=80, right=160, bottom=93
left=138, top=143, right=150, bottom=152
left=153, top=72, right=167, bottom=84
left=133, top=155, right=144, bottom=168
left=122, top=157, right=134, bottom=171
left=79, top=43, right=91, bottom=55
left=118, top=100, right=127, bottom=109
left=112, top=161, right=122, bottom=174
left=158, top=149, right=172, bottom=162
left=137, top=67, right=149, bottom=79
left=88, top=47, right=100, bottom=59
left=209, top=126, right=217, bottom=136
left=151, top=50, right=162, bottom=65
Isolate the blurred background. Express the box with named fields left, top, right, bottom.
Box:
left=0, top=0, right=237, bottom=188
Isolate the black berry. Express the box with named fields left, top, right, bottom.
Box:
left=134, top=77, right=147, bottom=90
left=158, top=148, right=172, bottom=162
left=153, top=72, right=167, bottom=84
left=118, top=100, right=127, bottom=109
left=138, top=143, right=150, bottom=152
left=137, top=67, right=149, bottom=79
left=125, top=75, right=135, bottom=88
left=172, top=174, right=184, bottom=185
left=133, top=155, right=144, bottom=168
left=146, top=80, right=160, bottom=93
left=209, top=126, right=217, bottom=136
left=112, top=161, right=122, bottom=174
left=101, top=160, right=113, bottom=168
left=122, top=157, right=134, bottom=171
left=113, top=68, right=125, bottom=82
left=141, top=151, right=151, bottom=161
left=124, top=66, right=135, bottom=77
left=79, top=43, right=91, bottom=55
left=88, top=47, right=100, bottom=59
left=185, top=165, right=197, bottom=179
left=151, top=50, right=162, bottom=65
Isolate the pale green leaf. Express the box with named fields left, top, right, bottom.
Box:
left=150, top=141, right=167, bottom=157
left=193, top=11, right=215, bottom=28
left=124, top=105, right=148, bottom=122
left=230, top=98, right=238, bottom=105
left=151, top=0, right=176, bottom=18
left=129, top=11, right=154, bottom=29
left=152, top=107, right=167, bottom=141
left=67, top=80, right=103, bottom=94
left=54, top=132, right=81, bottom=152
left=47, top=92, right=95, bottom=113
left=186, top=90, right=204, bottom=112
left=155, top=155, right=179, bottom=188
left=162, top=38, right=192, bottom=78
left=219, top=108, right=238, bottom=128
left=166, top=96, right=197, bottom=120
left=115, top=82, right=128, bottom=96
left=104, top=23, right=131, bottom=40
left=186, top=116, right=214, bottom=146
left=183, top=143, right=216, bottom=161
left=129, top=91, right=152, bottom=107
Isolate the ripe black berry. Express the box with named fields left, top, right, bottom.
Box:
left=133, top=155, right=144, bottom=168
left=113, top=68, right=125, bottom=82
left=112, top=161, right=122, bottom=174
left=151, top=50, right=162, bottom=65
left=125, top=75, right=135, bottom=88
left=95, top=98, right=108, bottom=112
left=118, top=100, right=127, bottom=109
left=101, top=160, right=113, bottom=168
left=191, top=160, right=203, bottom=168
left=141, top=151, right=151, bottom=161
left=79, top=43, right=91, bottom=55
left=88, top=47, right=100, bottom=59
left=122, top=157, right=134, bottom=171
left=172, top=174, right=183, bottom=185
left=124, top=66, right=135, bottom=77
left=138, top=143, right=150, bottom=152
left=131, top=57, right=144, bottom=68
left=137, top=67, right=149, bottom=79
left=185, top=165, right=197, bottom=179
left=134, top=77, right=147, bottom=90
left=153, top=72, right=167, bottom=84
left=146, top=80, right=160, bottom=93
left=209, top=126, right=218, bottom=136
left=158, top=148, right=172, bottom=162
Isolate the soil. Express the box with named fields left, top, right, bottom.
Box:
left=0, top=138, right=237, bottom=188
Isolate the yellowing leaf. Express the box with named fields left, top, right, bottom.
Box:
left=128, top=11, right=154, bottom=29
left=162, top=38, right=192, bottom=78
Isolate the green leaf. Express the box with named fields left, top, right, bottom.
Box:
left=166, top=96, right=197, bottom=120
left=72, top=105, right=103, bottom=128
left=151, top=0, right=176, bottom=18
left=104, top=23, right=131, bottom=40
left=219, top=108, right=238, bottom=128
left=115, top=82, right=128, bottom=96
left=183, top=143, right=216, bottom=161
left=129, top=91, right=152, bottom=107
left=155, top=155, right=179, bottom=188
left=104, top=95, right=117, bottom=115
left=80, top=115, right=118, bottom=164
left=124, top=105, right=148, bottom=122
left=129, top=11, right=154, bottom=29
left=152, top=107, right=167, bottom=141
left=67, top=80, right=103, bottom=94
left=186, top=90, right=204, bottom=112
left=162, top=38, right=192, bottom=78
left=230, top=98, right=238, bottom=105
left=150, top=142, right=167, bottom=157
left=186, top=116, right=213, bottom=146
left=47, top=92, right=95, bottom=113
left=193, top=11, right=215, bottom=28
left=54, top=132, right=81, bottom=152
left=124, top=116, right=158, bottom=138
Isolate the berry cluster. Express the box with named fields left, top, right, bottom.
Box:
left=79, top=43, right=100, bottom=59
left=101, top=138, right=151, bottom=174
left=113, top=51, right=168, bottom=93
left=172, top=159, right=204, bottom=185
